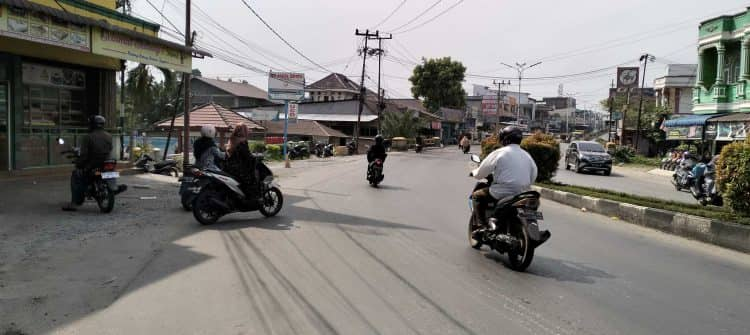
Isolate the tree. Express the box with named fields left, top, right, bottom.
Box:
left=409, top=57, right=466, bottom=113
left=600, top=94, right=669, bottom=146
left=381, top=110, right=424, bottom=138
left=124, top=65, right=182, bottom=129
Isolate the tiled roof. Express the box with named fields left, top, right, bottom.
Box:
left=193, top=77, right=269, bottom=100
left=387, top=99, right=442, bottom=120
left=263, top=120, right=349, bottom=138
left=155, top=103, right=264, bottom=132
left=307, top=73, right=360, bottom=91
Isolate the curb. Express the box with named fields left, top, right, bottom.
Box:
left=532, top=185, right=750, bottom=253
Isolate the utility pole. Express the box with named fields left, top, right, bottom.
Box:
left=635, top=53, right=654, bottom=152
left=368, top=33, right=392, bottom=134
left=354, top=29, right=379, bottom=150
left=493, top=80, right=510, bottom=132
left=502, top=61, right=541, bottom=130
left=182, top=0, right=192, bottom=170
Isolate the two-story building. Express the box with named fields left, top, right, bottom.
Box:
left=654, top=64, right=697, bottom=116
left=0, top=0, right=206, bottom=172
left=191, top=76, right=274, bottom=108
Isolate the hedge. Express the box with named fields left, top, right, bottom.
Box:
left=480, top=132, right=560, bottom=182
left=265, top=144, right=282, bottom=160
left=716, top=138, right=750, bottom=216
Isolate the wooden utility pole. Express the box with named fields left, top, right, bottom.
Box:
left=354, top=29, right=380, bottom=150
left=368, top=33, right=392, bottom=134
left=493, top=80, right=510, bottom=132
left=182, top=0, right=191, bottom=169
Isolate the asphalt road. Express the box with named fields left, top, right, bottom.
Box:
left=4, top=150, right=750, bottom=335
left=554, top=143, right=695, bottom=204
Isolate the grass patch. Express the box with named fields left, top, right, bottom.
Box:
left=538, top=181, right=750, bottom=225
left=628, top=155, right=662, bottom=167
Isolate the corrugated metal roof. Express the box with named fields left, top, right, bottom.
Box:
left=193, top=77, right=269, bottom=100
left=288, top=114, right=378, bottom=122
left=263, top=120, right=349, bottom=137
left=155, top=103, right=264, bottom=131
left=707, top=112, right=750, bottom=122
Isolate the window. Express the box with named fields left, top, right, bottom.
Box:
left=578, top=142, right=605, bottom=152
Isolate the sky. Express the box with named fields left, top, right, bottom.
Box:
left=131, top=0, right=750, bottom=112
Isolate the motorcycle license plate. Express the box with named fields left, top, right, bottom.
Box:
left=526, top=210, right=543, bottom=221
left=101, top=171, right=119, bottom=179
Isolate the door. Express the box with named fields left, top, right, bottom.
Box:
left=0, top=81, right=9, bottom=171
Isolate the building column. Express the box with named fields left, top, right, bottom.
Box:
left=697, top=48, right=705, bottom=87
left=717, top=43, right=726, bottom=84
left=743, top=34, right=750, bottom=80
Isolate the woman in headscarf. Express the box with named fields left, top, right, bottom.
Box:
left=193, top=124, right=225, bottom=170
left=224, top=123, right=257, bottom=195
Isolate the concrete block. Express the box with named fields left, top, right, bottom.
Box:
left=710, top=220, right=750, bottom=253
left=593, top=199, right=620, bottom=217
left=551, top=190, right=568, bottom=204
left=618, top=203, right=647, bottom=226
left=644, top=208, right=677, bottom=232
left=564, top=193, right=583, bottom=209
left=671, top=214, right=712, bottom=242
left=580, top=196, right=599, bottom=212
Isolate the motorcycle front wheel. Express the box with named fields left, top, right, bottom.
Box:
left=259, top=187, right=283, bottom=217
left=181, top=191, right=194, bottom=211
left=193, top=189, right=223, bottom=225
left=95, top=182, right=115, bottom=213
left=507, top=221, right=534, bottom=271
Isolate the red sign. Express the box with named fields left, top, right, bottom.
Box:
left=431, top=121, right=442, bottom=130
left=265, top=136, right=284, bottom=144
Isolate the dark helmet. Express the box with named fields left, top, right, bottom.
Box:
left=375, top=134, right=384, bottom=144
left=90, top=115, right=106, bottom=129
left=498, top=126, right=523, bottom=146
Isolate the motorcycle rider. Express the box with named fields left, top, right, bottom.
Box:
left=460, top=135, right=471, bottom=153
left=62, top=115, right=113, bottom=211
left=192, top=124, right=226, bottom=170
left=367, top=135, right=388, bottom=181
left=470, top=126, right=538, bottom=227
left=224, top=124, right=258, bottom=196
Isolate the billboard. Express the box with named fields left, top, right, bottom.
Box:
left=481, top=95, right=498, bottom=116
left=617, top=67, right=639, bottom=89
left=0, top=5, right=90, bottom=52
left=268, top=72, right=305, bottom=101
left=92, top=27, right=191, bottom=73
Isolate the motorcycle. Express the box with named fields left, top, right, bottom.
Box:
left=347, top=141, right=357, bottom=155
left=672, top=154, right=697, bottom=191
left=288, top=143, right=310, bottom=160
left=467, top=154, right=550, bottom=271
left=178, top=165, right=209, bottom=211
left=462, top=144, right=471, bottom=154
left=63, top=148, right=127, bottom=213
left=367, top=157, right=385, bottom=187
left=690, top=162, right=723, bottom=207
left=313, top=142, right=334, bottom=158
left=415, top=144, right=423, bottom=153
left=134, top=153, right=180, bottom=177
left=191, top=156, right=283, bottom=225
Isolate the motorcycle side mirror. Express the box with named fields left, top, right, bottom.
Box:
left=470, top=154, right=481, bottom=163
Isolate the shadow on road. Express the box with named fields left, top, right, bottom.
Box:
left=484, top=253, right=615, bottom=284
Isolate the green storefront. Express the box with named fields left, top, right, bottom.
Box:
left=692, top=8, right=750, bottom=154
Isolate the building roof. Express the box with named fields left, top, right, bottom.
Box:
left=387, top=99, right=443, bottom=120
left=707, top=112, right=750, bottom=122
left=263, top=120, right=349, bottom=138
left=193, top=77, right=269, bottom=100
left=654, top=64, right=697, bottom=89
left=663, top=113, right=722, bottom=128
left=155, top=103, right=264, bottom=132
left=307, top=73, right=361, bottom=92
left=439, top=107, right=465, bottom=123
left=0, top=0, right=210, bottom=56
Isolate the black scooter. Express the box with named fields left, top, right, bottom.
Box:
left=313, top=142, right=334, bottom=157
left=288, top=144, right=310, bottom=160
left=467, top=154, right=550, bottom=271
left=134, top=154, right=180, bottom=177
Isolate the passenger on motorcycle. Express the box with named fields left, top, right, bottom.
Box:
left=470, top=126, right=538, bottom=227
left=63, top=115, right=113, bottom=211
left=224, top=124, right=259, bottom=196
left=193, top=125, right=226, bottom=170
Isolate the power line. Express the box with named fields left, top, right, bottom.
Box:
left=384, top=0, right=442, bottom=33
left=237, top=0, right=332, bottom=73
left=143, top=0, right=183, bottom=37
left=392, top=0, right=465, bottom=34
left=372, top=0, right=408, bottom=29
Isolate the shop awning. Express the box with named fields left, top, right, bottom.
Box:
left=0, top=0, right=210, bottom=71
left=663, top=114, right=721, bottom=128
left=706, top=112, right=750, bottom=122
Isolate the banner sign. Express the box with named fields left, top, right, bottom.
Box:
left=268, top=72, right=305, bottom=101
left=617, top=67, right=639, bottom=89
left=666, top=125, right=703, bottom=140
left=481, top=95, right=498, bottom=116
left=0, top=5, right=90, bottom=52
left=22, top=63, right=85, bottom=89
left=91, top=27, right=191, bottom=73
left=288, top=103, right=298, bottom=120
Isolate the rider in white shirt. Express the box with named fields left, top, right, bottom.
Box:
left=471, top=126, right=538, bottom=227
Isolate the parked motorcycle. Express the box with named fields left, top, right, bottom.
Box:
left=191, top=156, right=283, bottom=225
left=63, top=148, right=127, bottom=213
left=313, top=142, right=334, bottom=157
left=288, top=143, right=310, bottom=160
left=347, top=141, right=357, bottom=155
left=467, top=154, right=550, bottom=271
left=134, top=153, right=180, bottom=177
left=672, top=154, right=698, bottom=191
left=367, top=158, right=385, bottom=187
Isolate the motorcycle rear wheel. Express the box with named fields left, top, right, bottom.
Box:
left=193, top=190, right=222, bottom=225
left=96, top=184, right=115, bottom=213
left=507, top=222, right=534, bottom=271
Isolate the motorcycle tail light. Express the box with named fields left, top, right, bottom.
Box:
left=103, top=162, right=116, bottom=171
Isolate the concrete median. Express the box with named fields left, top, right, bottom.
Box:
left=532, top=185, right=750, bottom=253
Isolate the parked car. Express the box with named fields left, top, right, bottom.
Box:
left=564, top=141, right=613, bottom=175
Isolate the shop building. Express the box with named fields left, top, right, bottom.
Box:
left=0, top=0, right=205, bottom=172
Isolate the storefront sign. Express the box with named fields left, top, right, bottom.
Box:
left=268, top=72, right=305, bottom=101
left=431, top=121, right=441, bottom=130
left=481, top=95, right=498, bottom=116
left=0, top=5, right=90, bottom=52
left=715, top=121, right=748, bottom=140
left=617, top=67, right=639, bottom=89
left=666, top=125, right=703, bottom=140
left=91, top=27, right=191, bottom=73
left=22, top=63, right=85, bottom=89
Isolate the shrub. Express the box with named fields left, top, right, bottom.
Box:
left=480, top=132, right=560, bottom=182
left=612, top=146, right=635, bottom=163
left=248, top=140, right=266, bottom=153
left=521, top=132, right=560, bottom=182
left=265, top=144, right=282, bottom=160
left=716, top=138, right=750, bottom=216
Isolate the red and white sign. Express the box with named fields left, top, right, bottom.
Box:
left=481, top=95, right=498, bottom=116
left=288, top=103, right=298, bottom=120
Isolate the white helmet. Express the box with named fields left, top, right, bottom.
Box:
left=200, top=124, right=216, bottom=138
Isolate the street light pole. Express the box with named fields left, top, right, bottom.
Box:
left=635, top=53, right=654, bottom=153
left=501, top=61, right=541, bottom=129
left=492, top=79, right=510, bottom=132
